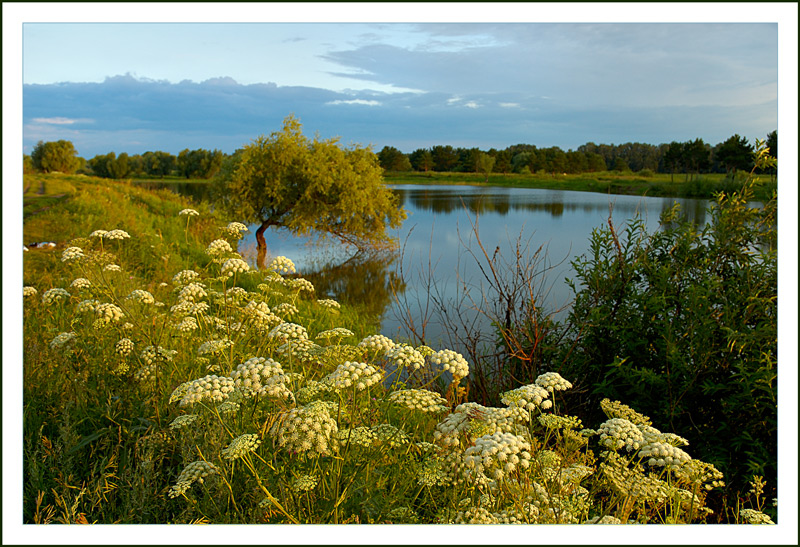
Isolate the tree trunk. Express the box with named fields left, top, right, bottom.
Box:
left=255, top=221, right=271, bottom=270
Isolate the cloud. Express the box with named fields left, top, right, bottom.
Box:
left=31, top=117, right=93, bottom=125
left=326, top=99, right=381, bottom=106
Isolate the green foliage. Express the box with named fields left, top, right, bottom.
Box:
left=30, top=140, right=81, bottom=174
left=215, top=115, right=407, bottom=251
left=715, top=134, right=754, bottom=173
left=559, top=154, right=776, bottom=494
left=177, top=148, right=224, bottom=179
left=378, top=146, right=412, bottom=172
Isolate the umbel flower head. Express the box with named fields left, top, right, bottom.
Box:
left=597, top=418, right=645, bottom=451
left=172, top=269, right=200, bottom=285
left=60, top=247, right=85, bottom=263
left=501, top=384, right=552, bottom=412
left=70, top=278, right=92, bottom=290
left=270, top=400, right=339, bottom=457
left=268, top=322, right=309, bottom=344
left=385, top=343, right=426, bottom=371
left=115, top=338, right=135, bottom=356
left=179, top=208, right=199, bottom=216
left=268, top=256, right=296, bottom=275
left=126, top=289, right=155, bottom=305
left=95, top=302, right=125, bottom=324
left=429, top=349, right=470, bottom=380
left=205, top=239, right=233, bottom=259
left=535, top=372, right=573, bottom=392
left=103, top=229, right=131, bottom=240
left=221, top=258, right=250, bottom=277
left=388, top=389, right=448, bottom=413
left=322, top=361, right=383, bottom=392
left=221, top=433, right=261, bottom=460
left=178, top=282, right=207, bottom=302
left=462, top=431, right=532, bottom=483
left=168, top=461, right=218, bottom=498
left=49, top=332, right=77, bottom=350
left=357, top=334, right=397, bottom=355
left=177, top=374, right=236, bottom=406
left=23, top=286, right=38, bottom=298
left=230, top=357, right=293, bottom=401
left=222, top=222, right=249, bottom=240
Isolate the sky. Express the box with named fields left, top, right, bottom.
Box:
left=9, top=4, right=791, bottom=159
left=3, top=4, right=799, bottom=545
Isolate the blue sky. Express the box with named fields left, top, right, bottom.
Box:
left=8, top=4, right=791, bottom=158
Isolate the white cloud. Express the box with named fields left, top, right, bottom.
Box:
left=499, top=102, right=520, bottom=108
left=31, top=116, right=92, bottom=125
left=463, top=101, right=479, bottom=109
left=326, top=99, right=381, bottom=106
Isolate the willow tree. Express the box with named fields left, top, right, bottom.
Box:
left=216, top=115, right=407, bottom=268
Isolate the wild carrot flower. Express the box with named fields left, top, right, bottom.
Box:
left=371, top=423, right=410, bottom=448
left=89, top=229, right=108, bottom=238
left=103, top=264, right=122, bottom=272
left=168, top=461, right=218, bottom=498
left=221, top=433, right=261, bottom=460
left=386, top=343, right=426, bottom=371
left=178, top=282, right=207, bottom=302
left=178, top=208, right=199, bottom=216
left=23, top=286, right=38, bottom=298
left=115, top=338, right=134, bottom=356
left=287, top=278, right=314, bottom=293
left=95, top=302, right=125, bottom=324
left=172, top=269, right=200, bottom=285
left=177, top=374, right=236, bottom=406
left=584, top=515, right=623, bottom=524
left=317, top=298, right=341, bottom=311
left=61, top=246, right=85, bottom=263
left=429, top=349, right=469, bottom=380
left=176, top=316, right=199, bottom=332
left=273, top=302, right=298, bottom=319
left=126, top=289, right=155, bottom=305
left=290, top=474, right=319, bottom=492
left=197, top=338, right=233, bottom=356
left=501, top=384, right=552, bottom=412
left=70, top=278, right=92, bottom=290
left=271, top=401, right=338, bottom=456
left=322, top=361, right=382, bottom=392
left=639, top=441, right=691, bottom=470
left=49, top=332, right=77, bottom=350
left=315, top=327, right=354, bottom=341
left=674, top=460, right=725, bottom=491
left=738, top=508, right=774, bottom=524
left=222, top=221, right=248, bottom=240
left=538, top=414, right=583, bottom=430
left=231, top=357, right=293, bottom=400
left=337, top=427, right=378, bottom=448
left=535, top=372, right=573, bottom=392
left=169, top=414, right=199, bottom=430
left=597, top=418, right=645, bottom=451
left=268, top=256, right=296, bottom=275
left=205, top=239, right=233, bottom=259
left=357, top=334, right=396, bottom=355
left=463, top=431, right=532, bottom=482
left=221, top=258, right=250, bottom=277
left=103, top=229, right=130, bottom=240
left=268, top=322, right=309, bottom=344
left=225, top=286, right=248, bottom=300
left=388, top=389, right=448, bottom=413
left=41, top=288, right=70, bottom=306
left=600, top=398, right=652, bottom=426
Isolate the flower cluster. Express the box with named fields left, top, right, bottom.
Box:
left=103, top=229, right=131, bottom=240
left=168, top=461, right=217, bottom=498
left=95, top=302, right=125, bottom=324
left=738, top=509, right=774, bottom=525
left=205, top=239, right=233, bottom=260
left=49, top=331, right=77, bottom=350
left=126, top=289, right=155, bottom=305
left=23, top=286, right=38, bottom=298
left=272, top=302, right=300, bottom=319
left=337, top=427, right=378, bottom=448
left=178, top=208, right=199, bottom=216
left=70, top=278, right=92, bottom=290
left=287, top=278, right=314, bottom=293
left=388, top=389, right=449, bottom=413
left=169, top=414, right=199, bottom=430
left=177, top=374, right=236, bottom=406
left=597, top=418, right=645, bottom=451
left=357, top=334, right=396, bottom=355
left=535, top=372, right=573, bottom=392
left=221, top=258, right=250, bottom=277
left=225, top=286, right=248, bottom=301
left=61, top=247, right=85, bottom=263
left=197, top=338, right=233, bottom=356
left=178, top=282, right=207, bottom=303
left=268, top=256, right=296, bottom=275
left=501, top=384, right=552, bottom=411
left=268, top=322, right=309, bottom=344
left=230, top=357, right=293, bottom=400
left=290, top=474, right=319, bottom=493
left=270, top=401, right=339, bottom=456
left=429, top=349, right=470, bottom=380
left=172, top=269, right=200, bottom=285
left=322, top=361, right=383, bottom=392
left=103, top=264, right=122, bottom=272
left=315, top=327, right=354, bottom=341
left=317, top=298, right=341, bottom=311
left=538, top=414, right=582, bottom=430
left=89, top=230, right=107, bottom=238
left=600, top=398, right=652, bottom=426
left=639, top=441, right=691, bottom=470
left=115, top=338, right=134, bottom=356
left=462, top=431, right=532, bottom=482
left=176, top=316, right=199, bottom=333
left=42, top=288, right=71, bottom=306
left=221, top=433, right=261, bottom=460
left=222, top=222, right=248, bottom=240
left=371, top=423, right=410, bottom=448
left=386, top=343, right=426, bottom=371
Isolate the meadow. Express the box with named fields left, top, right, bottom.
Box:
left=20, top=174, right=775, bottom=525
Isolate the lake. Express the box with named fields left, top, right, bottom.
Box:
left=229, top=184, right=714, bottom=353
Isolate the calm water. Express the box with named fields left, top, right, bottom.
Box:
left=229, top=185, right=714, bottom=350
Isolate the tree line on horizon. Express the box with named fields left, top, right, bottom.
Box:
left=25, top=131, right=777, bottom=181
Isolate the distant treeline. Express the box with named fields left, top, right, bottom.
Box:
left=25, top=131, right=777, bottom=181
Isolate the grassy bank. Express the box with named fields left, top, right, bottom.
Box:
left=384, top=170, right=778, bottom=201
left=19, top=174, right=773, bottom=526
